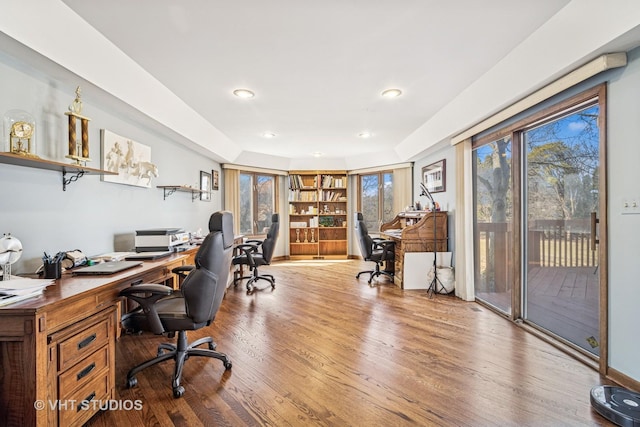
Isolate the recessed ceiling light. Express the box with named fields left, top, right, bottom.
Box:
left=381, top=88, right=402, bottom=98
left=262, top=132, right=276, bottom=138
left=233, top=89, right=255, bottom=98
left=312, top=151, right=324, bottom=158
left=358, top=132, right=372, bottom=138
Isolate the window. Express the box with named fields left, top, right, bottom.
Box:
left=359, top=172, right=393, bottom=232
left=239, top=172, right=277, bottom=236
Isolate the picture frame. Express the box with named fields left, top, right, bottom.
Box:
left=422, top=159, right=446, bottom=193
left=212, top=170, right=219, bottom=191
left=200, top=171, right=211, bottom=201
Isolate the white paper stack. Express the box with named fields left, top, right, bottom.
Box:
left=0, top=277, right=53, bottom=307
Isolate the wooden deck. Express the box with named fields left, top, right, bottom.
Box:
left=476, top=266, right=600, bottom=355
left=84, top=259, right=615, bottom=426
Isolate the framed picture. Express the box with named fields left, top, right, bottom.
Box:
left=422, top=159, right=446, bottom=193
left=200, top=171, right=211, bottom=201
left=212, top=170, right=219, bottom=191
left=101, top=129, right=158, bottom=188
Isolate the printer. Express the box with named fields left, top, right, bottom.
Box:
left=134, top=228, right=190, bottom=252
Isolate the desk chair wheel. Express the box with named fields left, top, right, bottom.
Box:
left=224, top=360, right=232, bottom=370
left=126, top=376, right=138, bottom=389
left=173, top=385, right=185, bottom=398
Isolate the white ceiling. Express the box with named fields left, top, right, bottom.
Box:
left=58, top=0, right=570, bottom=163
left=3, top=1, right=640, bottom=170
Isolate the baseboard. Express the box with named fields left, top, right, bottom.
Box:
left=607, top=367, right=640, bottom=392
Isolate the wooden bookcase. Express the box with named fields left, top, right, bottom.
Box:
left=288, top=171, right=348, bottom=259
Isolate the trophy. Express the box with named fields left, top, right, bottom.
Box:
left=304, top=229, right=308, bottom=243
left=65, top=86, right=91, bottom=165
left=296, top=228, right=300, bottom=243
left=310, top=229, right=315, bottom=243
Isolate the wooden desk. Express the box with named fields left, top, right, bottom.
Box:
left=0, top=254, right=187, bottom=427
left=380, top=211, right=448, bottom=288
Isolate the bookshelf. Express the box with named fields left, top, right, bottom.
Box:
left=288, top=171, right=348, bottom=259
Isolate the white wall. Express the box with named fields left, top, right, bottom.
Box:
left=413, top=142, right=457, bottom=261
left=0, top=53, right=223, bottom=275
left=606, top=46, right=640, bottom=382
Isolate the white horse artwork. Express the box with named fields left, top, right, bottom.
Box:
left=101, top=129, right=158, bottom=188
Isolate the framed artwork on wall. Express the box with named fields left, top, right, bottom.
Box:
left=422, top=159, right=446, bottom=193
left=212, top=170, right=219, bottom=191
left=101, top=129, right=158, bottom=188
left=200, top=171, right=211, bottom=201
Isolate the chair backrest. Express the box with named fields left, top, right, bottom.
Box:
left=182, top=211, right=234, bottom=324
left=355, top=212, right=374, bottom=259
left=260, top=213, right=280, bottom=264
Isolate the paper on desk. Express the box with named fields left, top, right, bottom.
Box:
left=92, top=252, right=137, bottom=262
left=0, top=277, right=53, bottom=295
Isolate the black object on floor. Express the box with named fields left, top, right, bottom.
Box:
left=591, top=385, right=640, bottom=427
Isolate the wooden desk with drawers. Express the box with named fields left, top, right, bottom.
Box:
left=380, top=211, right=448, bottom=288
left=0, top=253, right=188, bottom=427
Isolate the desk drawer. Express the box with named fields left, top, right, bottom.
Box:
left=59, top=345, right=109, bottom=400
left=58, top=317, right=110, bottom=372
left=58, top=372, right=110, bottom=427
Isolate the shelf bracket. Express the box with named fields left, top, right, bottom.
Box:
left=191, top=191, right=199, bottom=202
left=162, top=187, right=178, bottom=200
left=62, top=170, right=86, bottom=191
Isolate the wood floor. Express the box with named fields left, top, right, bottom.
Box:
left=476, top=266, right=600, bottom=355
left=86, top=259, right=616, bottom=426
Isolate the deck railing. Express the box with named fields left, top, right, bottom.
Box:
left=476, top=219, right=598, bottom=271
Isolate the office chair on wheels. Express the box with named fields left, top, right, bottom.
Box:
left=119, top=211, right=234, bottom=398
left=355, top=212, right=395, bottom=284
left=232, top=213, right=279, bottom=292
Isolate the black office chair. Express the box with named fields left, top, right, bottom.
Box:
left=119, top=211, right=234, bottom=398
left=171, top=214, right=223, bottom=283
left=355, top=212, right=395, bottom=284
left=232, top=213, right=279, bottom=292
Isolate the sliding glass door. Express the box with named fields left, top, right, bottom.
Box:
left=473, top=137, right=513, bottom=315
left=472, top=86, right=605, bottom=358
left=523, top=103, right=601, bottom=355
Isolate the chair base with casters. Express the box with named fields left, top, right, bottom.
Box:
left=356, top=261, right=394, bottom=284
left=233, top=267, right=276, bottom=292
left=232, top=240, right=277, bottom=292
left=124, top=329, right=232, bottom=398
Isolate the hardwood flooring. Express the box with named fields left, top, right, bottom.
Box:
left=476, top=266, right=600, bottom=354
left=86, top=259, right=616, bottom=426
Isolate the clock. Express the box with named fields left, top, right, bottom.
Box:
left=10, top=121, right=34, bottom=139
left=4, top=110, right=37, bottom=157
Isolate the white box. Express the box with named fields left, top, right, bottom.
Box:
left=403, top=252, right=452, bottom=290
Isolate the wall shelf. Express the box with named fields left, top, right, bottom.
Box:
left=0, top=152, right=117, bottom=191
left=157, top=185, right=205, bottom=201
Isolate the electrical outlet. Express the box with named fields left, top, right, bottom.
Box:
left=621, top=198, right=640, bottom=214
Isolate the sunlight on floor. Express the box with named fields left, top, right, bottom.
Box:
left=274, top=260, right=353, bottom=268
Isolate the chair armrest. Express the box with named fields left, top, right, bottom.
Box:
left=373, top=239, right=395, bottom=258
left=235, top=243, right=261, bottom=267
left=119, top=284, right=175, bottom=334
left=119, top=283, right=174, bottom=297
left=172, top=265, right=195, bottom=278
left=245, top=239, right=264, bottom=246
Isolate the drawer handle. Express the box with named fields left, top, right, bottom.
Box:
left=131, top=279, right=143, bottom=286
left=76, top=362, right=96, bottom=381
left=77, top=391, right=96, bottom=412
left=77, top=333, right=97, bottom=350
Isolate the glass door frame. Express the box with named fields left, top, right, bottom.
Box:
left=472, top=84, right=608, bottom=373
